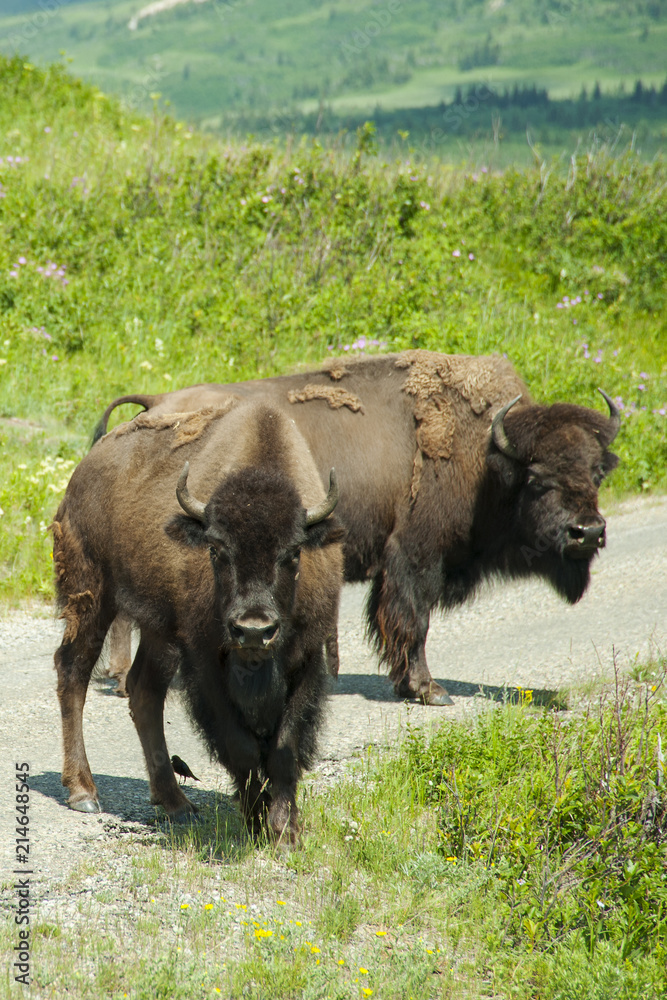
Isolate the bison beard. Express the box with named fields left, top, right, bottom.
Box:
left=91, top=352, right=620, bottom=706
left=52, top=402, right=343, bottom=842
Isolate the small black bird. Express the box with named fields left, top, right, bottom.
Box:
left=171, top=755, right=200, bottom=784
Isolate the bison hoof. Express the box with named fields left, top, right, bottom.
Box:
left=420, top=682, right=454, bottom=707
left=69, top=796, right=101, bottom=813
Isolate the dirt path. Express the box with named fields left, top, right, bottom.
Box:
left=1, top=494, right=666, bottom=890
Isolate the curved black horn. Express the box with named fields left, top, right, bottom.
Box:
left=305, top=468, right=339, bottom=526
left=491, top=395, right=522, bottom=459
left=597, top=388, right=621, bottom=444
left=176, top=462, right=207, bottom=523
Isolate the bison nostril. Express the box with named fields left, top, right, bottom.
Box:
left=262, top=622, right=279, bottom=643
left=568, top=526, right=585, bottom=541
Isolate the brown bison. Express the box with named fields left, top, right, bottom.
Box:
left=93, top=350, right=620, bottom=706
left=52, top=400, right=343, bottom=840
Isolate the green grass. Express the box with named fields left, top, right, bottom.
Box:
left=0, top=56, right=666, bottom=602
left=2, top=668, right=666, bottom=998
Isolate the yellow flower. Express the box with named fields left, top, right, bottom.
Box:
left=376, top=931, right=387, bottom=937
left=276, top=900, right=286, bottom=905
left=310, top=945, right=321, bottom=954
left=359, top=967, right=369, bottom=974
left=338, top=959, right=345, bottom=965
left=295, top=920, right=302, bottom=926
left=362, top=990, right=373, bottom=997
left=180, top=903, right=189, bottom=910
left=205, top=903, right=213, bottom=910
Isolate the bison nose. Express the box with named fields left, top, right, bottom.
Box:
left=229, top=618, right=280, bottom=649
left=568, top=522, right=606, bottom=548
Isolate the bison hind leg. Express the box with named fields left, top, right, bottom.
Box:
left=55, top=589, right=114, bottom=812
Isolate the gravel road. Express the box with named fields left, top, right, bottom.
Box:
left=1, top=494, right=666, bottom=891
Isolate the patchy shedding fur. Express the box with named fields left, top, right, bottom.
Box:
left=397, top=350, right=505, bottom=499
left=111, top=400, right=238, bottom=447
left=320, top=359, right=351, bottom=382
left=287, top=384, right=365, bottom=413
left=59, top=590, right=95, bottom=645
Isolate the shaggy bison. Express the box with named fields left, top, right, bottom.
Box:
left=94, top=350, right=620, bottom=706
left=52, top=400, right=343, bottom=840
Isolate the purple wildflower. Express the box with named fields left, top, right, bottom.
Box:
left=18, top=256, right=26, bottom=265
left=44, top=126, right=51, bottom=134
left=639, top=372, right=648, bottom=379
left=452, top=249, right=461, bottom=258
left=638, top=384, right=646, bottom=391
left=597, top=293, right=604, bottom=299
left=468, top=253, right=474, bottom=260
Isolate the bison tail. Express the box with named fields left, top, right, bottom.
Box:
left=91, top=394, right=156, bottom=447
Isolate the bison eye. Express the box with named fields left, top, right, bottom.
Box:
left=527, top=475, right=551, bottom=496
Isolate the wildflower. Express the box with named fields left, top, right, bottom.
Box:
left=205, top=903, right=213, bottom=910
left=18, top=256, right=27, bottom=265
left=638, top=384, right=646, bottom=391
left=163, top=373, right=172, bottom=381
left=419, top=201, right=430, bottom=210
left=338, top=959, right=345, bottom=965
left=139, top=361, right=152, bottom=370
left=362, top=990, right=373, bottom=997
left=276, top=900, right=286, bottom=905
left=468, top=253, right=474, bottom=260
left=597, top=293, right=604, bottom=299
left=359, top=967, right=369, bottom=974
left=310, top=945, right=321, bottom=954
left=452, top=249, right=460, bottom=258
left=640, top=372, right=649, bottom=379
left=44, top=126, right=51, bottom=133
left=180, top=903, right=189, bottom=909
left=376, top=930, right=387, bottom=936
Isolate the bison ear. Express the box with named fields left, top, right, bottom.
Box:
left=165, top=514, right=209, bottom=549
left=303, top=517, right=346, bottom=550
left=602, top=451, right=619, bottom=475
left=486, top=451, right=522, bottom=489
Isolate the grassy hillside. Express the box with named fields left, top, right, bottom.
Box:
left=0, top=0, right=666, bottom=158
left=0, top=55, right=666, bottom=601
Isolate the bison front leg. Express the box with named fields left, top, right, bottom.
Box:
left=265, top=656, right=328, bottom=845
left=127, top=639, right=196, bottom=819
left=367, top=535, right=453, bottom=707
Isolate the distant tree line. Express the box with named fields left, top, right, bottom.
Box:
left=221, top=77, right=667, bottom=146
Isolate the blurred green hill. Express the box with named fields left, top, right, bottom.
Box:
left=0, top=0, right=666, bottom=159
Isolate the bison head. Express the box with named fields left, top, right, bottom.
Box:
left=166, top=462, right=341, bottom=714
left=488, top=390, right=620, bottom=603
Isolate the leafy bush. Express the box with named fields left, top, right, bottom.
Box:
left=404, top=672, right=667, bottom=958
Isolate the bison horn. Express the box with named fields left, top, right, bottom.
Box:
left=597, top=388, right=621, bottom=444
left=491, top=395, right=522, bottom=459
left=305, top=468, right=339, bottom=526
left=176, top=462, right=207, bottom=523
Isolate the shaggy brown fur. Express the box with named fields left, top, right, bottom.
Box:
left=110, top=401, right=238, bottom=447
left=287, top=384, right=365, bottom=413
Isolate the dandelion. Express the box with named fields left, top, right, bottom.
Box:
left=205, top=903, right=213, bottom=910
left=362, top=990, right=373, bottom=997
left=359, top=967, right=369, bottom=974
left=338, top=959, right=345, bottom=965
left=376, top=930, right=387, bottom=936
left=310, top=945, right=321, bottom=954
